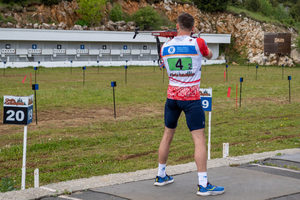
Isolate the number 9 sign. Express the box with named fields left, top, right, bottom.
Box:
left=200, top=88, right=212, bottom=112
left=3, top=95, right=34, bottom=125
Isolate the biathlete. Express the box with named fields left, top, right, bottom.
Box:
left=154, top=12, right=225, bottom=196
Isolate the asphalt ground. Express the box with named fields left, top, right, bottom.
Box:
left=1, top=148, right=299, bottom=200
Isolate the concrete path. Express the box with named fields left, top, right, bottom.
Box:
left=1, top=148, right=299, bottom=200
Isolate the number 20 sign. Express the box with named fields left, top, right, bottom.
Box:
left=200, top=88, right=212, bottom=112
left=3, top=95, right=34, bottom=125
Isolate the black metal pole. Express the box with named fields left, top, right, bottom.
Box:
left=3, top=62, right=5, bottom=76
left=248, top=59, right=249, bottom=71
left=256, top=65, right=258, bottom=80
left=113, top=87, right=116, bottom=119
left=162, top=66, right=165, bottom=83
left=240, top=82, right=242, bottom=107
left=83, top=69, right=85, bottom=86
left=35, top=90, right=38, bottom=125
left=240, top=77, right=243, bottom=108
left=35, top=70, right=37, bottom=84
left=288, top=76, right=291, bottom=103
left=226, top=65, right=228, bottom=82
left=125, top=67, right=127, bottom=84
left=289, top=79, right=291, bottom=103
left=282, top=65, right=284, bottom=80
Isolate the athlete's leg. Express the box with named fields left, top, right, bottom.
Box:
left=191, top=128, right=207, bottom=172
left=158, top=127, right=176, bottom=164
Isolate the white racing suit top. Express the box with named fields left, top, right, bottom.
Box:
left=161, top=35, right=209, bottom=100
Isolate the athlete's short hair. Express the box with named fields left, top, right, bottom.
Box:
left=177, top=13, right=194, bottom=31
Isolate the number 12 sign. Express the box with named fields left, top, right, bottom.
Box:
left=200, top=88, right=212, bottom=112
left=3, top=95, right=34, bottom=125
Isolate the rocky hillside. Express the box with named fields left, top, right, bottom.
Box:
left=0, top=0, right=299, bottom=65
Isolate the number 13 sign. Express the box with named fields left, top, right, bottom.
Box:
left=3, top=95, right=34, bottom=125
left=200, top=88, right=212, bottom=112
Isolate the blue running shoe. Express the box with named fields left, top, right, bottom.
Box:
left=154, top=174, right=174, bottom=186
left=197, top=182, right=225, bottom=196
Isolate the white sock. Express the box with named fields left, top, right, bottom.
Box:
left=158, top=163, right=166, bottom=177
left=198, top=172, right=208, bottom=187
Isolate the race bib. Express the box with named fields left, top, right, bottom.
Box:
left=167, top=57, right=193, bottom=71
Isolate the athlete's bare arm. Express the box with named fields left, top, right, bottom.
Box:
left=205, top=49, right=213, bottom=60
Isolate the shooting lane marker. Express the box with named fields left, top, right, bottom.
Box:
left=32, top=84, right=39, bottom=125
left=34, top=168, right=39, bottom=188
left=282, top=64, right=284, bottom=80
left=38, top=61, right=40, bottom=74
left=288, top=76, right=291, bottom=103
left=34, top=67, right=38, bottom=84
left=162, top=65, right=165, bottom=83
left=3, top=61, right=6, bottom=76
left=70, top=60, right=73, bottom=74
left=227, top=87, right=231, bottom=98
left=200, top=88, right=212, bottom=160
left=111, top=81, right=117, bottom=119
left=30, top=73, right=32, bottom=87
left=223, top=143, right=229, bottom=158
left=236, top=84, right=238, bottom=109
left=224, top=70, right=226, bottom=82
left=82, top=66, right=86, bottom=86
left=3, top=95, right=34, bottom=190
left=153, top=60, right=156, bottom=72
left=256, top=65, right=258, bottom=80
left=22, top=75, right=27, bottom=84
left=97, top=60, right=100, bottom=73
left=240, top=77, right=243, bottom=108
left=226, top=65, right=229, bottom=82
left=247, top=59, right=250, bottom=70
left=124, top=65, right=128, bottom=84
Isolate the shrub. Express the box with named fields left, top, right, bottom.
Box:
left=193, top=0, right=229, bottom=12
left=77, top=0, right=106, bottom=27
left=259, top=0, right=273, bottom=16
left=290, top=0, right=300, bottom=22
left=132, top=6, right=162, bottom=30
left=75, top=19, right=89, bottom=26
left=244, top=0, right=261, bottom=12
left=109, top=3, right=123, bottom=22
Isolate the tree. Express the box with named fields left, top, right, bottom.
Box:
left=132, top=6, right=162, bottom=30
left=77, top=0, right=106, bottom=27
left=193, top=0, right=229, bottom=12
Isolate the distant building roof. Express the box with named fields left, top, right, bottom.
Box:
left=0, top=28, right=231, bottom=44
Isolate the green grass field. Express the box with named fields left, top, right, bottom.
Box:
left=0, top=65, right=299, bottom=190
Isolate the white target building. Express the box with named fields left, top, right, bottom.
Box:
left=0, top=28, right=231, bottom=68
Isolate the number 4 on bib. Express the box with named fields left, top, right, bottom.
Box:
left=168, top=57, right=193, bottom=71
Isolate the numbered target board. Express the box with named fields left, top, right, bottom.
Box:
left=3, top=95, right=34, bottom=125
left=200, top=88, right=212, bottom=112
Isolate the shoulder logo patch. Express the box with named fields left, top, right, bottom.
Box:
left=168, top=46, right=176, bottom=54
